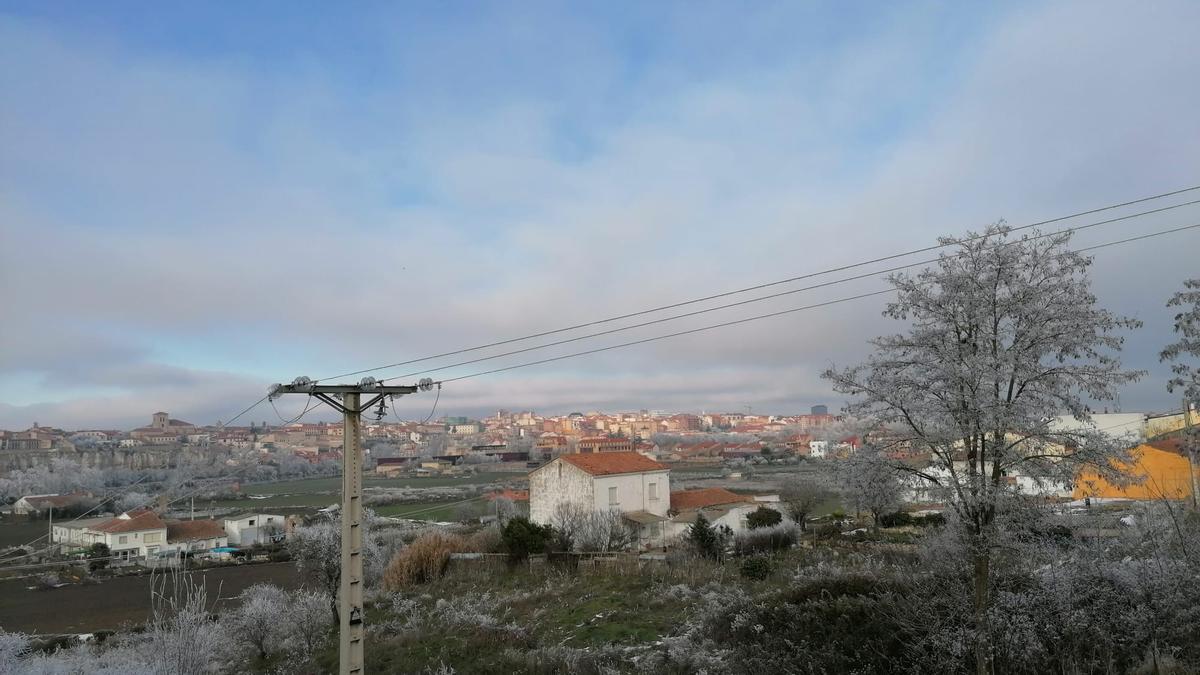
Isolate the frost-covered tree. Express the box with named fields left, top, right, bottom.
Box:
left=1161, top=278, right=1200, bottom=402
left=287, top=589, right=333, bottom=655
left=228, top=583, right=288, bottom=661
left=823, top=224, right=1141, bottom=675
left=1160, top=277, right=1200, bottom=508
left=832, top=445, right=901, bottom=533
left=779, top=477, right=835, bottom=531
left=287, top=518, right=342, bottom=624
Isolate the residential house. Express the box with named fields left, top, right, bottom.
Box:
left=667, top=487, right=765, bottom=541
left=12, top=493, right=89, bottom=516
left=529, top=452, right=670, bottom=548
left=223, top=513, right=285, bottom=545
left=165, top=519, right=228, bottom=555
left=52, top=509, right=168, bottom=561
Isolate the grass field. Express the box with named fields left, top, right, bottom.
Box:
left=0, top=520, right=49, bottom=549
left=374, top=501, right=471, bottom=521
left=212, top=472, right=524, bottom=510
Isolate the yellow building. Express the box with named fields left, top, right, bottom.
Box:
left=1074, top=437, right=1198, bottom=501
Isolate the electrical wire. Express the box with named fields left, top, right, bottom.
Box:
left=376, top=200, right=1200, bottom=384
left=315, top=185, right=1200, bottom=384
left=419, top=385, right=442, bottom=425
left=435, top=222, right=1200, bottom=384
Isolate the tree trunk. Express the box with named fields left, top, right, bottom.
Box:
left=973, top=549, right=992, bottom=675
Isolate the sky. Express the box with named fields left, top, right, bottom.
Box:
left=2, top=1, right=1199, bottom=430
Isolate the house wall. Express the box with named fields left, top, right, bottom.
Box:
left=666, top=503, right=758, bottom=541
left=529, top=459, right=594, bottom=525
left=590, top=471, right=670, bottom=517
left=1074, top=445, right=1198, bottom=500
left=105, top=527, right=168, bottom=560
left=223, top=514, right=284, bottom=545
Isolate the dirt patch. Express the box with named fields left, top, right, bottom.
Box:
left=0, top=562, right=304, bottom=634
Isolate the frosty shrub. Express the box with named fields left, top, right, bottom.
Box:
left=463, top=525, right=503, bottom=553
left=227, top=583, right=289, bottom=661
left=500, top=516, right=552, bottom=560
left=745, top=505, right=782, bottom=530
left=739, top=555, right=773, bottom=581
left=733, top=523, right=799, bottom=556
left=383, top=531, right=466, bottom=589
left=0, top=631, right=30, bottom=675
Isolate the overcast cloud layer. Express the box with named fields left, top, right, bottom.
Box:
left=2, top=1, right=1199, bottom=430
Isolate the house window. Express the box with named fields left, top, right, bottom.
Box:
left=144, top=532, right=162, bottom=543
left=248, top=519, right=256, bottom=526
left=118, top=535, right=128, bottom=544
left=648, top=482, right=658, bottom=500
left=608, top=486, right=618, bottom=507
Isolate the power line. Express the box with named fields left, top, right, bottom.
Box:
left=436, top=221, right=1200, bottom=384
left=377, top=200, right=1200, bottom=384
left=315, top=185, right=1200, bottom=384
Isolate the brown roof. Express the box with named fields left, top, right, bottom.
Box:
left=166, top=519, right=226, bottom=542
left=670, top=488, right=752, bottom=512
left=92, top=509, right=166, bottom=534
left=558, top=452, right=667, bottom=476
left=24, top=494, right=86, bottom=508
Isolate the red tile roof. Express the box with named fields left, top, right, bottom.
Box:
left=93, top=509, right=166, bottom=534
left=166, top=519, right=226, bottom=542
left=670, top=488, right=752, bottom=512
left=559, top=452, right=667, bottom=476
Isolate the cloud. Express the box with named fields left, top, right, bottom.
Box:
left=1, top=1, right=1198, bottom=429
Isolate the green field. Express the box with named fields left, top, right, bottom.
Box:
left=374, top=501, right=470, bottom=521
left=0, top=519, right=49, bottom=549
left=210, top=472, right=523, bottom=511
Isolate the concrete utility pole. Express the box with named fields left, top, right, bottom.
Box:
left=270, top=376, right=433, bottom=675
left=1186, top=399, right=1198, bottom=511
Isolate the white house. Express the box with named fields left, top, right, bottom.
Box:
left=52, top=509, right=168, bottom=561
left=666, top=488, right=765, bottom=541
left=223, top=513, right=285, bottom=545
left=13, top=493, right=87, bottom=516
left=529, top=452, right=671, bottom=548
left=165, top=519, right=228, bottom=555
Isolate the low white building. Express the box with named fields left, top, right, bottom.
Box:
left=223, top=513, right=285, bottom=545
left=667, top=488, right=765, bottom=541
left=13, top=493, right=87, bottom=516
left=529, top=452, right=671, bottom=548
left=52, top=509, right=168, bottom=561
left=164, top=520, right=229, bottom=556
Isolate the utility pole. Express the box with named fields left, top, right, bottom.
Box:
left=269, top=376, right=433, bottom=675
left=1186, top=399, right=1198, bottom=511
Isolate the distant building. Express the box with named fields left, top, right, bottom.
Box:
left=223, top=513, right=285, bottom=545
left=577, top=437, right=634, bottom=454
left=52, top=509, right=168, bottom=561
left=810, top=405, right=829, bottom=416
left=12, top=493, right=89, bottom=516
left=129, top=412, right=196, bottom=443
left=1074, top=436, right=1199, bottom=501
